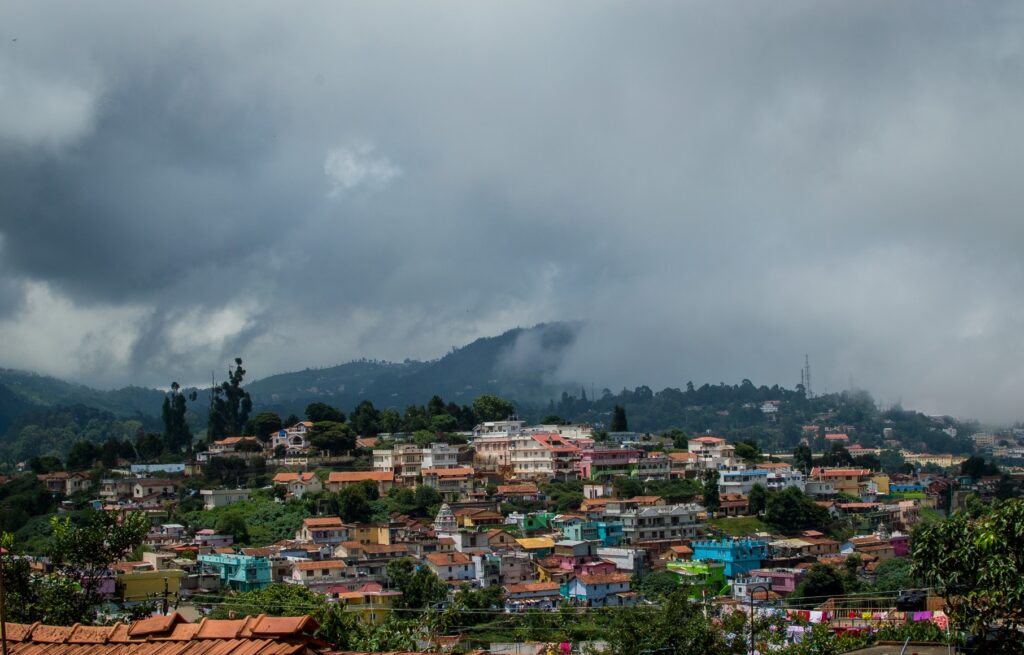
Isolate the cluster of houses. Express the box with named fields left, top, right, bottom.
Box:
left=19, top=417, right=1003, bottom=632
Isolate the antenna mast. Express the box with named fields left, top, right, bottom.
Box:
left=804, top=354, right=813, bottom=398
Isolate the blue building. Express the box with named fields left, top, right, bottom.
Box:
left=558, top=518, right=624, bottom=547
left=198, top=552, right=272, bottom=591
left=691, top=539, right=768, bottom=578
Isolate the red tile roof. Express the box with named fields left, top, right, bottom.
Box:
left=578, top=573, right=631, bottom=585
left=294, top=559, right=347, bottom=571
left=302, top=517, right=346, bottom=528
left=425, top=551, right=471, bottom=567
left=274, top=472, right=318, bottom=484
left=327, top=471, right=394, bottom=483
left=504, top=581, right=561, bottom=594
left=2, top=614, right=321, bottom=655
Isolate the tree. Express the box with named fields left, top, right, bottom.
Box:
left=66, top=440, right=100, bottom=471
left=162, top=382, right=196, bottom=452
left=379, top=408, right=403, bottom=434
left=414, top=485, right=442, bottom=514
left=873, top=556, right=916, bottom=593
left=134, top=431, right=165, bottom=461
left=386, top=558, right=447, bottom=613
left=208, top=358, right=253, bottom=441
left=429, top=414, right=458, bottom=433
left=48, top=510, right=150, bottom=621
left=338, top=485, right=373, bottom=523
left=235, top=439, right=264, bottom=452
left=793, top=444, right=813, bottom=473
left=879, top=449, right=906, bottom=473
left=305, top=402, right=345, bottom=423
left=605, top=588, right=728, bottom=655
left=764, top=487, right=831, bottom=533
left=791, top=563, right=846, bottom=605
left=634, top=571, right=679, bottom=600
left=29, top=455, right=64, bottom=474
left=822, top=443, right=853, bottom=467
left=215, top=510, right=250, bottom=544
left=308, top=421, right=356, bottom=455
left=541, top=415, right=565, bottom=425
left=663, top=427, right=688, bottom=449
left=912, top=498, right=1024, bottom=651
left=610, top=404, right=628, bottom=432
left=748, top=484, right=767, bottom=515
left=350, top=400, right=382, bottom=436
left=702, top=469, right=720, bottom=512
left=250, top=411, right=283, bottom=443
left=613, top=477, right=644, bottom=499
left=959, top=455, right=999, bottom=481
left=734, top=440, right=762, bottom=463
left=426, top=395, right=448, bottom=417
left=471, top=394, right=515, bottom=422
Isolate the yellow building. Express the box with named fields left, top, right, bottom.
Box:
left=351, top=524, right=391, bottom=545
left=334, top=587, right=401, bottom=624
left=900, top=452, right=967, bottom=468
left=871, top=474, right=891, bottom=495
left=115, top=565, right=184, bottom=605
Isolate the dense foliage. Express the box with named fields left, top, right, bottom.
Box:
left=912, top=498, right=1024, bottom=652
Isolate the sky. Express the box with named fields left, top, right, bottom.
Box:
left=2, top=2, right=1024, bottom=422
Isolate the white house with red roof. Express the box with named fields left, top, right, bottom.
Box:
left=272, top=471, right=323, bottom=498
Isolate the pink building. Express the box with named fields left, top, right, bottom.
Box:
left=890, top=533, right=910, bottom=557
left=577, top=448, right=642, bottom=480
left=750, top=568, right=805, bottom=595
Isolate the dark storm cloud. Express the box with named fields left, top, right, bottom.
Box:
left=2, top=1, right=1024, bottom=420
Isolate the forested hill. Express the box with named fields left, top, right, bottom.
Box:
left=245, top=322, right=581, bottom=418
left=0, top=369, right=166, bottom=433
left=0, top=322, right=985, bottom=461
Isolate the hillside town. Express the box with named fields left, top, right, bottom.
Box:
left=5, top=394, right=1022, bottom=654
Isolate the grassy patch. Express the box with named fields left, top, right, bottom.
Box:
left=707, top=516, right=771, bottom=536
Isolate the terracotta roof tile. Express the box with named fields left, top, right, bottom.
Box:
left=4, top=614, right=323, bottom=655
left=197, top=618, right=247, bottom=639
left=250, top=616, right=318, bottom=636
left=29, top=625, right=73, bottom=644
left=68, top=625, right=115, bottom=644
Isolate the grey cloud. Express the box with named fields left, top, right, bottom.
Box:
left=1, top=1, right=1023, bottom=420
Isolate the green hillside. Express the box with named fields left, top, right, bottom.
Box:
left=246, top=322, right=580, bottom=418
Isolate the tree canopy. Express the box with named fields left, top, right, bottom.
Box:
left=764, top=487, right=831, bottom=533
left=912, top=498, right=1024, bottom=651
left=208, top=358, right=253, bottom=441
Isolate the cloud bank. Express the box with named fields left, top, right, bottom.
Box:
left=1, top=1, right=1024, bottom=421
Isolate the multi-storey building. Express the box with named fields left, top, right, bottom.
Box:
left=577, top=448, right=642, bottom=480
left=372, top=443, right=460, bottom=486
left=613, top=504, right=703, bottom=545
left=197, top=552, right=272, bottom=592
left=510, top=433, right=580, bottom=480
left=687, top=437, right=736, bottom=469
left=296, top=517, right=351, bottom=545
left=420, top=467, right=475, bottom=500
left=809, top=468, right=873, bottom=497
left=718, top=470, right=769, bottom=495
left=691, top=539, right=769, bottom=578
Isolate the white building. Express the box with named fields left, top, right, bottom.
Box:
left=718, top=470, right=769, bottom=495
left=613, top=504, right=703, bottom=545
left=687, top=437, right=737, bottom=470
left=200, top=488, right=252, bottom=510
